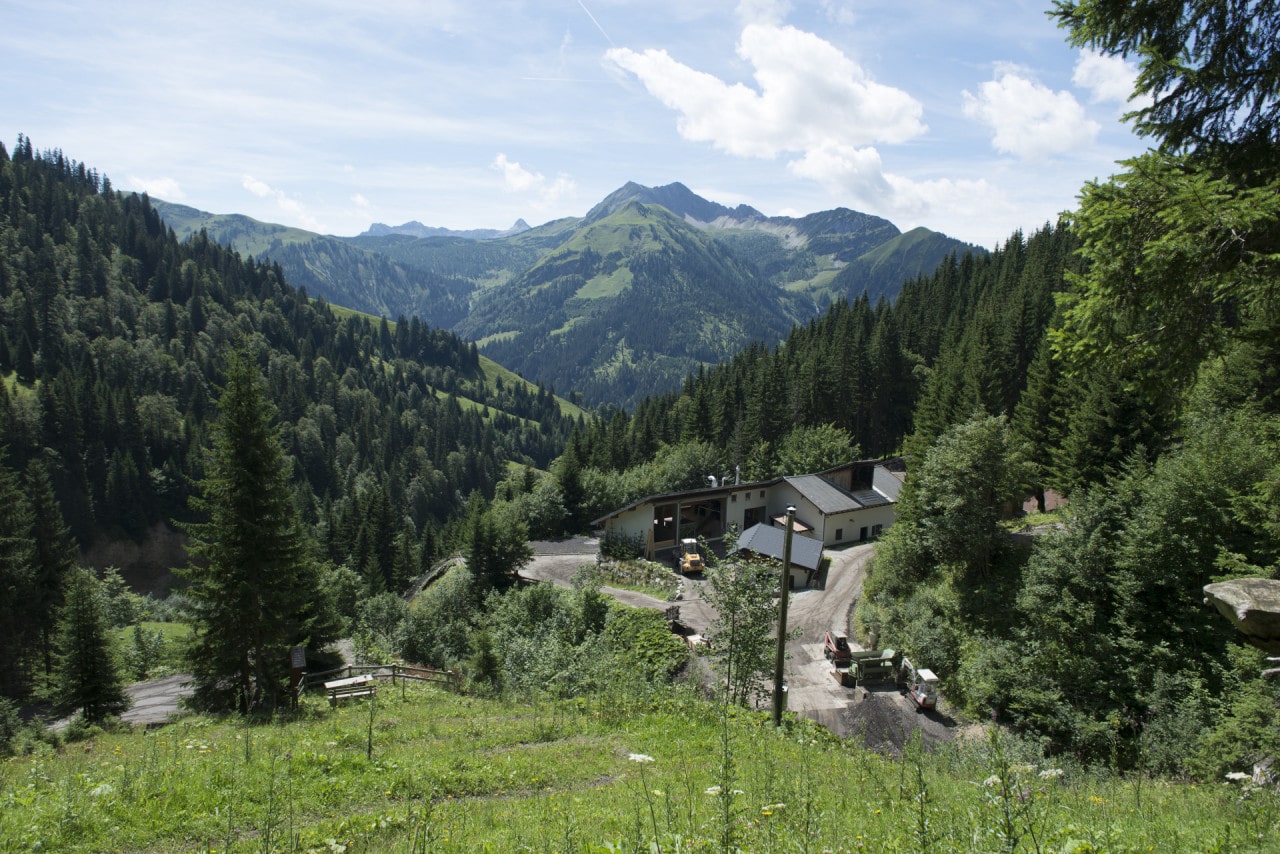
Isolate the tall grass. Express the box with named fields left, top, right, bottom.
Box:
left=1, top=682, right=1274, bottom=852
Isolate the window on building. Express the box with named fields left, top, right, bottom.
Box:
left=835, top=528, right=843, bottom=541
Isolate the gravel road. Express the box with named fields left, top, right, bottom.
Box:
left=522, top=539, right=959, bottom=751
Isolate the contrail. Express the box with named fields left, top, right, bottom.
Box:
left=577, top=0, right=616, bottom=47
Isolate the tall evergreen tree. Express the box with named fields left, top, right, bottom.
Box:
left=0, top=459, right=36, bottom=699
left=52, top=567, right=128, bottom=722
left=25, top=458, right=79, bottom=675
left=181, top=351, right=338, bottom=713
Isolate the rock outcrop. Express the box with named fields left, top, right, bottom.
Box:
left=1204, top=578, right=1280, bottom=654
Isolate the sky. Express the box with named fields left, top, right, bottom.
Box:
left=0, top=0, right=1148, bottom=248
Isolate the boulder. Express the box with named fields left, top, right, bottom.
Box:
left=1204, top=579, right=1280, bottom=654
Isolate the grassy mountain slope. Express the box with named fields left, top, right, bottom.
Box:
left=456, top=202, right=801, bottom=407
left=152, top=200, right=473, bottom=328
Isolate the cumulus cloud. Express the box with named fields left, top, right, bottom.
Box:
left=786, top=140, right=1000, bottom=227
left=241, top=175, right=324, bottom=231
left=491, top=154, right=575, bottom=208
left=962, top=69, right=1099, bottom=160
left=1072, top=49, right=1138, bottom=104
left=607, top=22, right=943, bottom=223
left=608, top=24, right=925, bottom=161
left=129, top=175, right=185, bottom=201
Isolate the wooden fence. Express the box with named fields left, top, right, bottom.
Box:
left=302, top=662, right=461, bottom=694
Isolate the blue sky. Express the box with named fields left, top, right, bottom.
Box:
left=1, top=0, right=1146, bottom=247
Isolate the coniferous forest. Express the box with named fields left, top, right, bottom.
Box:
left=0, top=137, right=581, bottom=706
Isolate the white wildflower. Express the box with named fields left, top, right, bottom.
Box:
left=1225, top=771, right=1251, bottom=782
left=704, top=785, right=722, bottom=796
left=628, top=753, right=655, bottom=763
left=1038, top=768, right=1064, bottom=780
left=983, top=775, right=1001, bottom=787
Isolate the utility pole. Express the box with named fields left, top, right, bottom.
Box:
left=772, top=505, right=796, bottom=726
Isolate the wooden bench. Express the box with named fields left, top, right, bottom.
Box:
left=324, top=674, right=376, bottom=706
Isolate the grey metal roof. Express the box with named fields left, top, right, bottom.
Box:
left=873, top=465, right=903, bottom=501
left=784, top=475, right=864, bottom=514
left=737, top=523, right=824, bottom=572
left=850, top=489, right=890, bottom=507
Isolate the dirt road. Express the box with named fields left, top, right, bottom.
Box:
left=522, top=540, right=958, bottom=751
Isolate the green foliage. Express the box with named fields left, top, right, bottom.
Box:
left=1054, top=152, right=1280, bottom=403
left=1052, top=0, right=1280, bottom=169
left=180, top=351, right=339, bottom=713
left=353, top=593, right=409, bottom=665
left=599, top=527, right=645, bottom=561
left=601, top=606, right=688, bottom=684
left=52, top=567, right=128, bottom=722
left=703, top=557, right=781, bottom=707
left=402, top=565, right=477, bottom=668
left=772, top=422, right=858, bottom=479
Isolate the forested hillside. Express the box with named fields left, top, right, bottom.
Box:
left=0, top=138, right=582, bottom=702
left=562, top=223, right=1070, bottom=524
left=155, top=183, right=975, bottom=408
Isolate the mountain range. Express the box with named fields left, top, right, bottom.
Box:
left=153, top=182, right=978, bottom=408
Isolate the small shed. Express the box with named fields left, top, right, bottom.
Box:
left=737, top=523, right=825, bottom=588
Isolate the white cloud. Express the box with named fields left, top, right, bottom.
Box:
left=240, top=175, right=324, bottom=231
left=1072, top=49, right=1138, bottom=104
left=785, top=141, right=1003, bottom=232
left=736, top=0, right=791, bottom=26
left=962, top=70, right=1099, bottom=159
left=351, top=193, right=370, bottom=208
left=128, top=175, right=185, bottom=201
left=491, top=154, right=576, bottom=208
left=607, top=23, right=925, bottom=161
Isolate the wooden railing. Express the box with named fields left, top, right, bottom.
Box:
left=302, top=663, right=460, bottom=693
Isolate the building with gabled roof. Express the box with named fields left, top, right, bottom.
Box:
left=736, top=522, right=827, bottom=588
left=591, top=458, right=904, bottom=563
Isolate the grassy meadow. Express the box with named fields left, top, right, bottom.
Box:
left=3, top=682, right=1275, bottom=853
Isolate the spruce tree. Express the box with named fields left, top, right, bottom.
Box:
left=0, top=460, right=36, bottom=699
left=181, top=351, right=337, bottom=713
left=26, top=459, right=79, bottom=675
left=53, top=567, right=128, bottom=722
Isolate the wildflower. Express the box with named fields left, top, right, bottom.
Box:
left=1225, top=772, right=1251, bottom=783
left=705, top=785, right=722, bottom=796
left=628, top=753, right=655, bottom=763
left=652, top=790, right=663, bottom=797
left=1038, top=768, right=1064, bottom=780
left=983, top=775, right=1001, bottom=787
left=761, top=802, right=784, bottom=816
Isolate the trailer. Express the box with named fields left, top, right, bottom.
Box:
left=849, top=648, right=898, bottom=685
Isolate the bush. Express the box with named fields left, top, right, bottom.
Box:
left=600, top=528, right=645, bottom=560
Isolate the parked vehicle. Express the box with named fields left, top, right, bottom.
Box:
left=824, top=631, right=853, bottom=666
left=849, top=648, right=898, bottom=684
left=899, top=657, right=939, bottom=711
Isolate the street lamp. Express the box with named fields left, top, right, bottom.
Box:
left=772, top=504, right=796, bottom=726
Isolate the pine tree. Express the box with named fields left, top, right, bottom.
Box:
left=181, top=351, right=338, bottom=713
left=53, top=567, right=128, bottom=722
left=0, top=460, right=36, bottom=699
left=25, top=459, right=79, bottom=675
